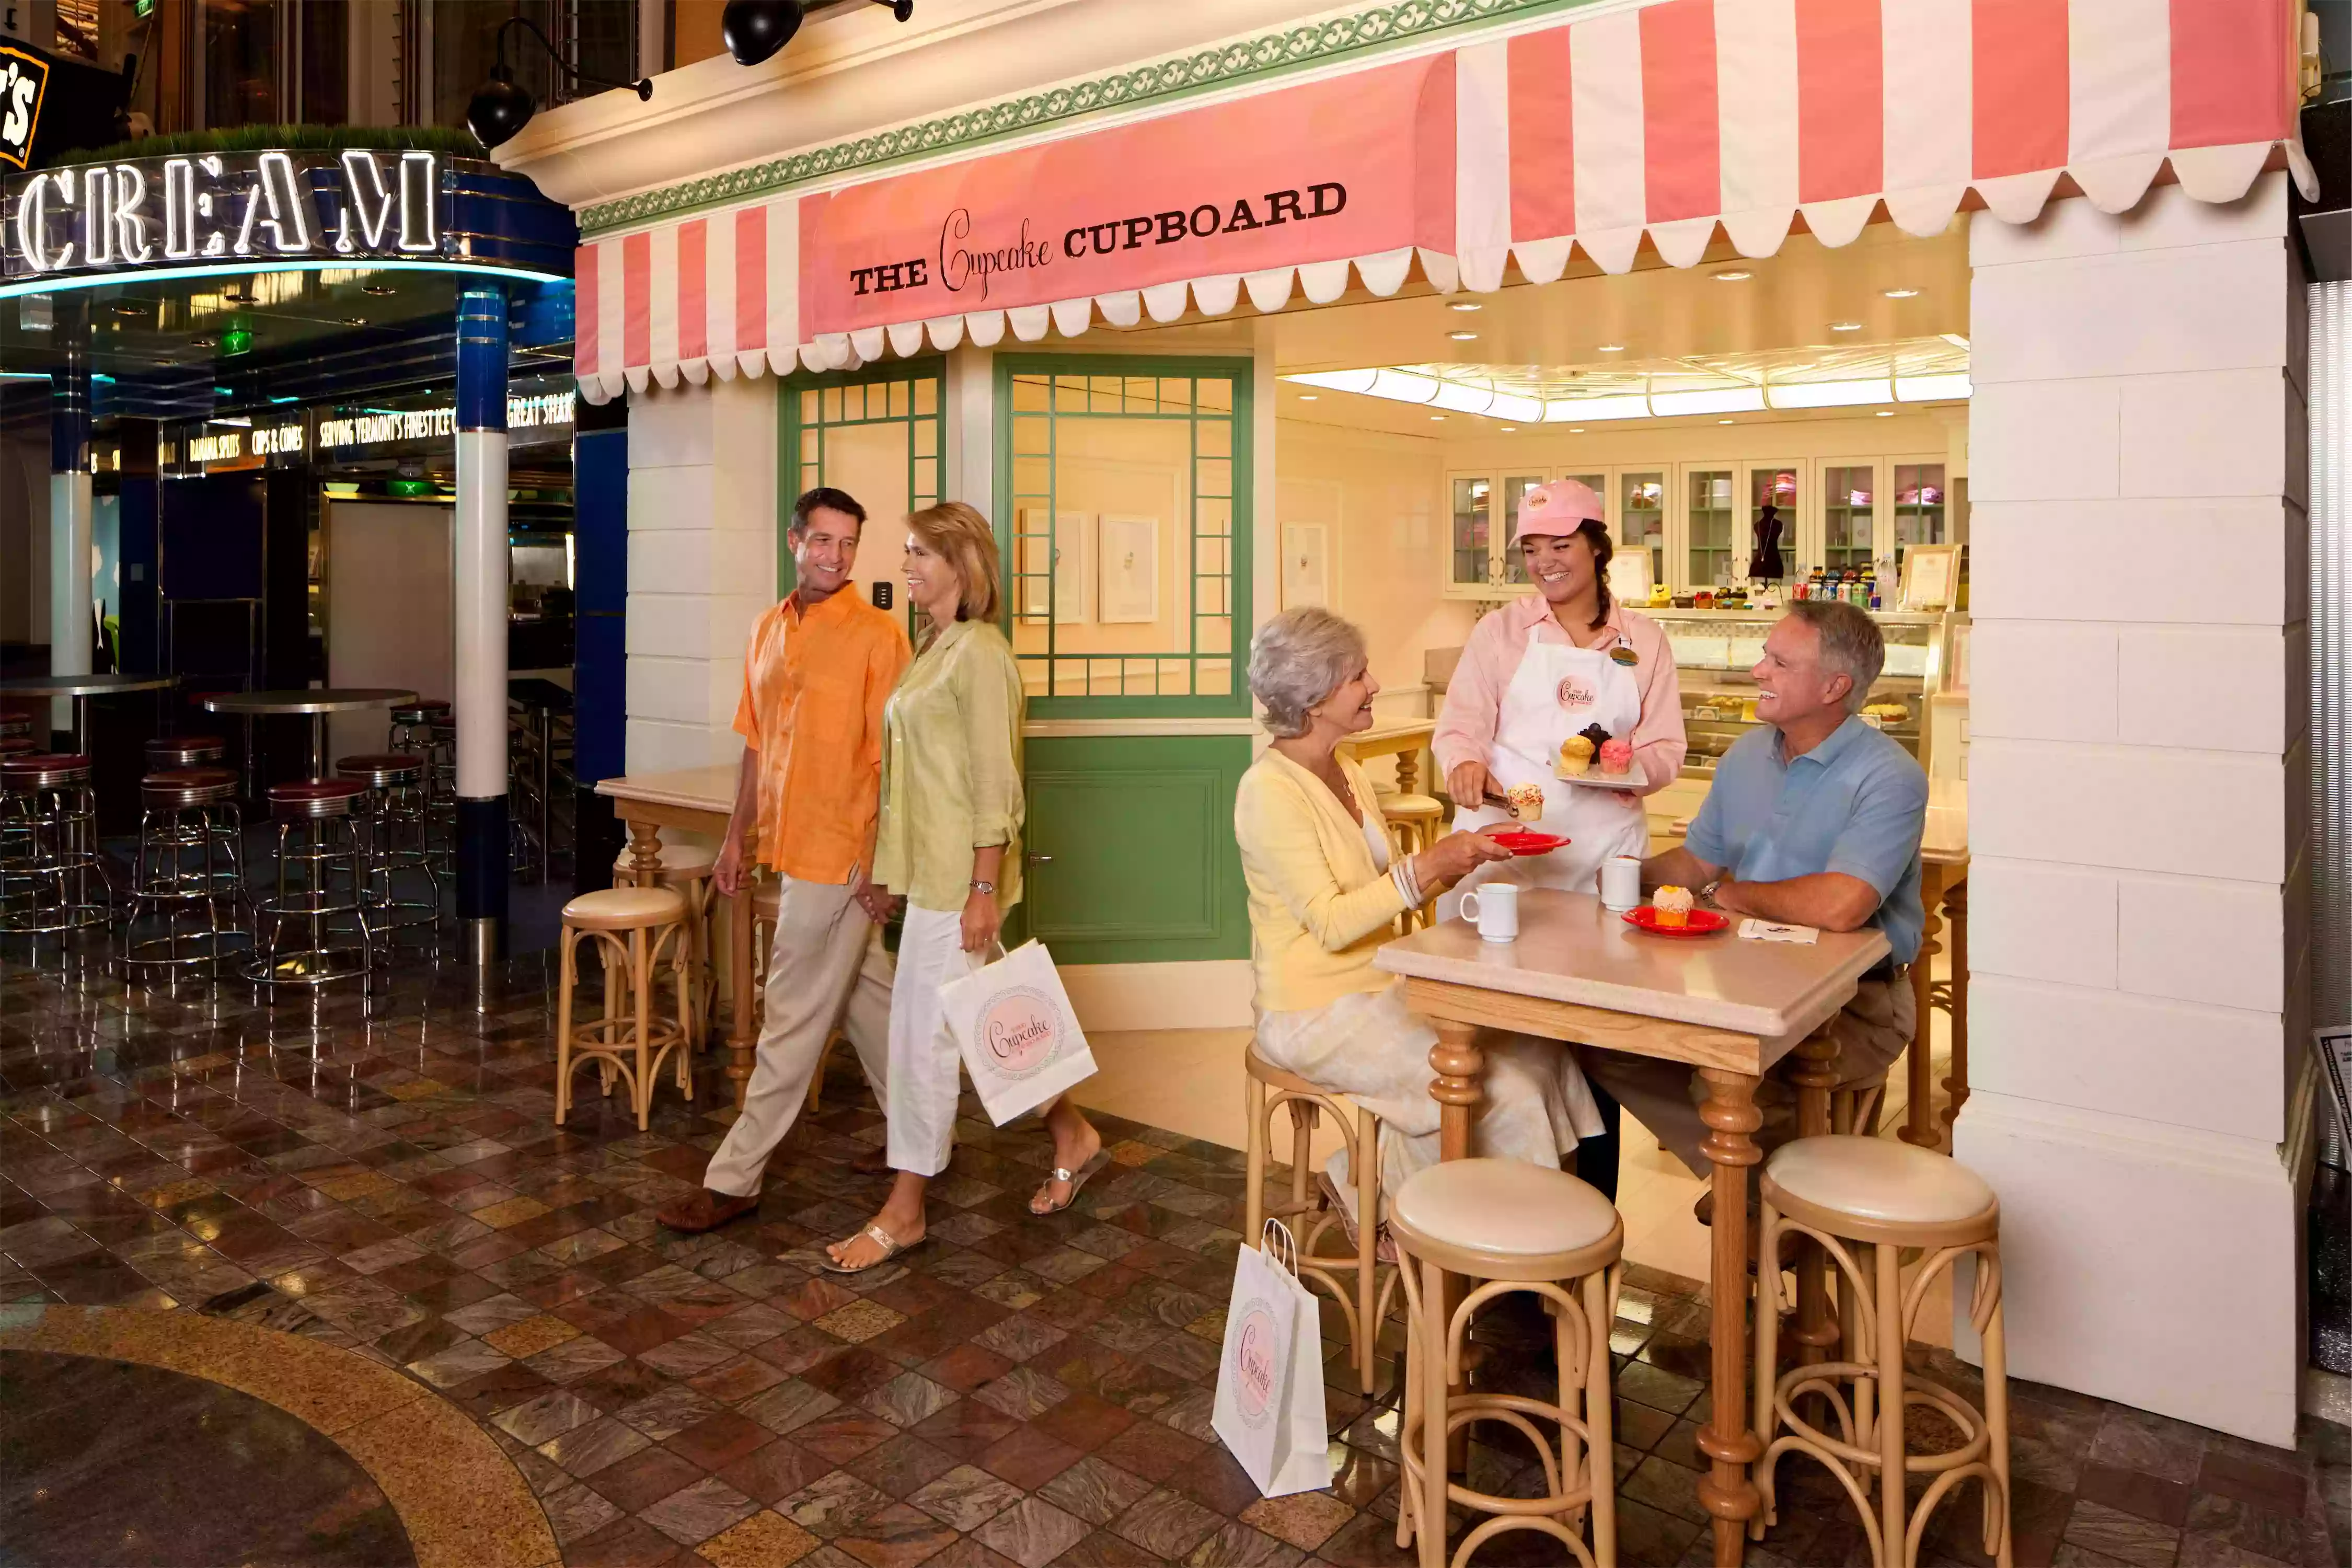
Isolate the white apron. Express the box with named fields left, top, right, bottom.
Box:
left=1441, top=622, right=1650, bottom=918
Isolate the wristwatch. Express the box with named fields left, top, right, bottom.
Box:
left=969, top=879, right=996, bottom=895
left=1699, top=879, right=1724, bottom=905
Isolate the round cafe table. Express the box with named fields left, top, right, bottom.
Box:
left=0, top=673, right=178, bottom=754
left=201, top=688, right=418, bottom=781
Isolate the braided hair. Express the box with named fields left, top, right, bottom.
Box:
left=1576, top=517, right=1615, bottom=633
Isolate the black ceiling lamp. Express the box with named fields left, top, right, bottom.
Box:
left=467, top=16, right=654, bottom=152
left=723, top=0, right=913, bottom=68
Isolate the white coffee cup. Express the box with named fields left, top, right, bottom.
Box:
left=1600, top=856, right=1643, bottom=912
left=1459, top=883, right=1520, bottom=943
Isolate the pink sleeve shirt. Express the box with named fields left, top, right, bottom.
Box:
left=1432, top=596, right=1688, bottom=797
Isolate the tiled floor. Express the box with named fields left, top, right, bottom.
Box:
left=0, top=947, right=2344, bottom=1568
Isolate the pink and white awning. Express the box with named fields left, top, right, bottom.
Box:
left=575, top=0, right=2315, bottom=402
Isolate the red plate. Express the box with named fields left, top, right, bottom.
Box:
left=1489, top=829, right=1569, bottom=856
left=1621, top=906, right=1731, bottom=936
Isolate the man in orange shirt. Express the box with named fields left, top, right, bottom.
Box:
left=660, top=487, right=913, bottom=1232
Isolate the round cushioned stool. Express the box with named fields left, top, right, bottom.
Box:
left=1754, top=1137, right=2010, bottom=1568
left=122, top=768, right=248, bottom=979
left=556, top=885, right=695, bottom=1131
left=1243, top=1045, right=1393, bottom=1394
left=614, top=836, right=717, bottom=1047
left=248, top=778, right=375, bottom=986
left=338, top=753, right=440, bottom=935
left=387, top=700, right=454, bottom=871
left=0, top=753, right=110, bottom=937
left=1392, top=1158, right=1622, bottom=1568
left=147, top=734, right=227, bottom=769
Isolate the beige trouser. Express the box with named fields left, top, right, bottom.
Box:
left=704, top=876, right=895, bottom=1197
left=1581, top=978, right=1915, bottom=1179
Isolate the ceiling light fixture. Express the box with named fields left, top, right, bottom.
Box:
left=1875, top=409, right=1896, bottom=417
left=468, top=16, right=653, bottom=150
left=1569, top=427, right=1586, bottom=434
left=1448, top=331, right=1478, bottom=341
left=1711, top=269, right=1752, bottom=282
left=1429, top=414, right=1447, bottom=421
left=1829, top=320, right=1863, bottom=331
left=1882, top=287, right=1920, bottom=299
left=1297, top=394, right=1318, bottom=400
left=720, top=0, right=911, bottom=68
left=1283, top=362, right=1970, bottom=423
left=1449, top=301, right=1482, bottom=313
left=1718, top=418, right=1735, bottom=424
left=1596, top=343, right=1626, bottom=353
left=1498, top=426, right=1517, bottom=432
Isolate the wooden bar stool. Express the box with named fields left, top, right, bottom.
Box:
left=556, top=885, right=695, bottom=1131
left=1754, top=1136, right=2011, bottom=1568
left=1242, top=1045, right=1393, bottom=1394
left=1380, top=795, right=1446, bottom=929
left=1392, top=1158, right=1621, bottom=1568
left=614, top=837, right=716, bottom=1048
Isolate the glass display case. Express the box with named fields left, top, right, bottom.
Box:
left=1647, top=606, right=1969, bottom=780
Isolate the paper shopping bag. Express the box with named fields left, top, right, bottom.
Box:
left=938, top=939, right=1099, bottom=1125
left=1213, top=1222, right=1334, bottom=1498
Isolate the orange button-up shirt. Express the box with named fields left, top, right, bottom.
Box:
left=733, top=588, right=912, bottom=885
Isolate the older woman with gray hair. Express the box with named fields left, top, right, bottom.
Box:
left=1233, top=607, right=1608, bottom=1239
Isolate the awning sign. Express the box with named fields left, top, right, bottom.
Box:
left=799, top=53, right=1454, bottom=337
left=0, top=44, right=49, bottom=171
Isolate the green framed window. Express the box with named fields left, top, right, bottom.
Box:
left=1824, top=464, right=1875, bottom=574
left=777, top=358, right=947, bottom=601
left=995, top=355, right=1253, bottom=716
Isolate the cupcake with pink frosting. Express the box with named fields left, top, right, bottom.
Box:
left=1598, top=738, right=1633, bottom=776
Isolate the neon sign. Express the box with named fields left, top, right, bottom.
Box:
left=2, top=149, right=441, bottom=280
left=0, top=47, right=48, bottom=171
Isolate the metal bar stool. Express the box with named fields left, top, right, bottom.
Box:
left=246, top=778, right=375, bottom=987
left=556, top=885, right=695, bottom=1130
left=613, top=835, right=716, bottom=1048
left=337, top=753, right=441, bottom=937
left=122, top=767, right=249, bottom=980
left=0, top=753, right=112, bottom=937
left=387, top=699, right=454, bottom=873
left=1393, top=1159, right=1623, bottom=1568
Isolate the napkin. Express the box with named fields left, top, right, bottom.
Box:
left=1739, top=919, right=1819, bottom=944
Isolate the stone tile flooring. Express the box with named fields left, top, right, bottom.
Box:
left=0, top=950, right=2345, bottom=1567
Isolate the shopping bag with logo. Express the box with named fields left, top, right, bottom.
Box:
left=938, top=939, right=1099, bottom=1125
left=1213, top=1221, right=1334, bottom=1497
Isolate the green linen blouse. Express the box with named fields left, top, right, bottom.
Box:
left=871, top=618, right=1027, bottom=914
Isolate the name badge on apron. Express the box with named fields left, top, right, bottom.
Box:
left=1610, top=645, right=1639, bottom=667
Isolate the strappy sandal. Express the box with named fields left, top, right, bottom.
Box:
left=1317, top=1170, right=1399, bottom=1264
left=1029, top=1150, right=1111, bottom=1216
left=822, top=1222, right=923, bottom=1275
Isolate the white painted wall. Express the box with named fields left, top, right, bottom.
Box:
left=624, top=375, right=779, bottom=774
left=324, top=502, right=453, bottom=762
left=1955, top=174, right=2309, bottom=1447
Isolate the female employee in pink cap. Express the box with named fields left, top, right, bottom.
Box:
left=1431, top=478, right=1688, bottom=1190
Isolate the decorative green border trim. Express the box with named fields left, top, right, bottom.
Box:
left=578, top=0, right=1597, bottom=237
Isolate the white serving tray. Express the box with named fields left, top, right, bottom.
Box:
left=1554, top=757, right=1649, bottom=792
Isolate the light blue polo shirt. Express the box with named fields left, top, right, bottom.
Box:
left=1686, top=716, right=1929, bottom=964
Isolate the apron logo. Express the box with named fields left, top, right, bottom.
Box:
left=1556, top=676, right=1596, bottom=710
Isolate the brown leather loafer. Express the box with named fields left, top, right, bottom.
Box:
left=658, top=1188, right=760, bottom=1233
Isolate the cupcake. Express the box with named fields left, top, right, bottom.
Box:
left=1558, top=734, right=1594, bottom=776
left=1598, top=738, right=1633, bottom=776
left=1577, top=723, right=1613, bottom=753
left=1504, top=782, right=1546, bottom=818
left=1652, top=885, right=1694, bottom=928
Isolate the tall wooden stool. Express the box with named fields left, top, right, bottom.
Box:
left=1381, top=794, right=1446, bottom=929
left=1754, top=1136, right=2011, bottom=1568
left=1392, top=1158, right=1621, bottom=1568
left=1243, top=1045, right=1392, bottom=1394
left=614, top=838, right=716, bottom=1047
left=556, top=885, right=695, bottom=1130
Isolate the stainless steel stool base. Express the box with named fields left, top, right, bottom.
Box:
left=0, top=771, right=112, bottom=938
left=248, top=792, right=375, bottom=989
left=121, top=789, right=251, bottom=983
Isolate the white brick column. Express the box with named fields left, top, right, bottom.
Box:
left=1959, top=174, right=2310, bottom=1447
left=624, top=376, right=779, bottom=773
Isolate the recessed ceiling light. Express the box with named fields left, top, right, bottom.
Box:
left=1597, top=344, right=1626, bottom=353
left=1498, top=426, right=1516, bottom=433
left=1875, top=409, right=1895, bottom=417
left=1717, top=418, right=1735, bottom=424
left=1449, top=302, right=1482, bottom=313
left=1569, top=427, right=1586, bottom=434
left=1429, top=414, right=1446, bottom=421
left=1711, top=269, right=1752, bottom=282
left=1830, top=321, right=1863, bottom=332
left=1882, top=287, right=1920, bottom=299
left=1448, top=331, right=1478, bottom=341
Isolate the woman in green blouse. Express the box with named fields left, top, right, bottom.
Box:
left=826, top=502, right=1106, bottom=1274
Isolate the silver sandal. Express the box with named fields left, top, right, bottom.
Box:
left=1030, top=1151, right=1111, bottom=1216
left=822, top=1222, right=921, bottom=1275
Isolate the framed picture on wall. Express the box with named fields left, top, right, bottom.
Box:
left=1604, top=545, right=1653, bottom=605
left=1097, top=514, right=1160, bottom=624
left=1053, top=512, right=1090, bottom=624
left=1899, top=543, right=1962, bottom=610
left=1282, top=521, right=1330, bottom=608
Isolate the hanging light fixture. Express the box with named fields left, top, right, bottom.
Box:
left=467, top=16, right=654, bottom=151
left=722, top=0, right=914, bottom=67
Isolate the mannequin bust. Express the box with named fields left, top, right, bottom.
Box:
left=1751, top=503, right=1786, bottom=581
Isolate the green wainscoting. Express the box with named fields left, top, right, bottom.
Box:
left=1014, top=734, right=1251, bottom=966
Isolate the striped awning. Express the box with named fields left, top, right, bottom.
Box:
left=575, top=0, right=2315, bottom=402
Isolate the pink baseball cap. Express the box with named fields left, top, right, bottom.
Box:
left=1511, top=478, right=1605, bottom=544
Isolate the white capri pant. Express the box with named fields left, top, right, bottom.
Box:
left=885, top=904, right=987, bottom=1176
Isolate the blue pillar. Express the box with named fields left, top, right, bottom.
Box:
left=48, top=320, right=91, bottom=740
left=571, top=391, right=627, bottom=893
left=454, top=286, right=511, bottom=964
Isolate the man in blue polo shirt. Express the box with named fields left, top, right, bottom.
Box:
left=1587, top=599, right=1929, bottom=1177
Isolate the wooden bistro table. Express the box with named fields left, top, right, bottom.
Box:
left=1375, top=888, right=1889, bottom=1567
left=1336, top=717, right=1437, bottom=795
left=1900, top=779, right=1970, bottom=1151
left=596, top=766, right=759, bottom=1111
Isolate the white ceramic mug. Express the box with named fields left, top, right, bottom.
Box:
left=1459, top=882, right=1520, bottom=943
left=1600, top=856, right=1643, bottom=912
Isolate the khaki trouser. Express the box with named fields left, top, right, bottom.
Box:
left=704, top=876, right=895, bottom=1197
left=1581, top=978, right=1915, bottom=1179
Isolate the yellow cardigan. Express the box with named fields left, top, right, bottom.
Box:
left=1234, top=746, right=1409, bottom=1014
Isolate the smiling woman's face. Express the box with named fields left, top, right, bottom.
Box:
left=1520, top=531, right=1596, bottom=605
left=904, top=531, right=960, bottom=616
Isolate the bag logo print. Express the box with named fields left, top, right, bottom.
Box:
left=1231, top=1295, right=1279, bottom=1429
left=978, top=984, right=1060, bottom=1079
